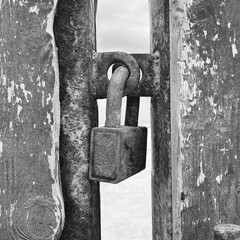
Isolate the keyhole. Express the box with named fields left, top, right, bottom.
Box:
left=96, top=1, right=151, bottom=239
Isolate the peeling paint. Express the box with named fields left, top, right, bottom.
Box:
left=9, top=202, right=17, bottom=227
left=0, top=141, right=2, bottom=158
left=232, top=43, right=238, bottom=57
left=29, top=5, right=40, bottom=14
left=197, top=161, right=205, bottom=186
left=17, top=105, right=22, bottom=120
left=7, top=81, right=15, bottom=103
left=20, top=83, right=32, bottom=102
left=46, top=0, right=65, bottom=236
left=216, top=174, right=223, bottom=184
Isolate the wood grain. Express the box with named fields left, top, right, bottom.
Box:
left=0, top=0, right=64, bottom=239
left=171, top=0, right=240, bottom=239
left=150, top=0, right=171, bottom=239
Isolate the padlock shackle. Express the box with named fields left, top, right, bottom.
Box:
left=112, top=63, right=140, bottom=127
left=105, top=66, right=129, bottom=128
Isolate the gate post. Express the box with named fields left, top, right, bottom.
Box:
left=0, top=0, right=64, bottom=239
left=170, top=0, right=240, bottom=239
left=54, top=0, right=100, bottom=239
left=149, top=0, right=171, bottom=239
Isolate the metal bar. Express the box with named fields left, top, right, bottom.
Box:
left=125, top=97, right=140, bottom=127
left=105, top=67, right=129, bottom=128
left=214, top=224, right=240, bottom=240
left=149, top=0, right=171, bottom=240
left=0, top=0, right=64, bottom=239
left=54, top=1, right=101, bottom=239
left=92, top=53, right=156, bottom=98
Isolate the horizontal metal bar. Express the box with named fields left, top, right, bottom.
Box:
left=214, top=224, right=240, bottom=239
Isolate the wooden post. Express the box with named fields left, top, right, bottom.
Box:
left=171, top=0, right=240, bottom=239
left=54, top=0, right=100, bottom=239
left=0, top=0, right=64, bottom=239
left=149, top=0, right=171, bottom=239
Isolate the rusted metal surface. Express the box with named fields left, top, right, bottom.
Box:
left=150, top=0, right=171, bottom=239
left=54, top=0, right=100, bottom=239
left=92, top=53, right=156, bottom=98
left=171, top=0, right=240, bottom=239
left=125, top=97, right=140, bottom=127
left=105, top=66, right=132, bottom=128
left=90, top=125, right=147, bottom=184
left=89, top=67, right=147, bottom=183
left=214, top=224, right=240, bottom=240
left=0, top=0, right=64, bottom=239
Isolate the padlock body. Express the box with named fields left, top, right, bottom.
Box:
left=89, top=126, right=147, bottom=183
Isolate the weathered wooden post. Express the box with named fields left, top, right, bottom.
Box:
left=149, top=0, right=171, bottom=239
left=170, top=0, right=240, bottom=239
left=54, top=0, right=100, bottom=239
left=0, top=0, right=64, bottom=239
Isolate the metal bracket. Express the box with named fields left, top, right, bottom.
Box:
left=91, top=51, right=159, bottom=98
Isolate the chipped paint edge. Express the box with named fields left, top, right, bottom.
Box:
left=45, top=0, right=65, bottom=237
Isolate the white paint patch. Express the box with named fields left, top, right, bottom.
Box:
left=20, top=83, right=32, bottom=102
left=7, top=81, right=15, bottom=103
left=214, top=198, right=217, bottom=209
left=0, top=141, right=2, bottom=158
left=232, top=43, right=238, bottom=57
left=47, top=112, right=52, bottom=124
left=29, top=5, right=40, bottom=14
left=0, top=71, right=7, bottom=86
left=46, top=0, right=65, bottom=237
left=208, top=96, right=217, bottom=114
left=206, top=57, right=211, bottom=64
left=220, top=148, right=228, bottom=153
left=213, top=34, right=219, bottom=41
left=42, top=91, right=45, bottom=107
left=9, top=121, right=13, bottom=131
left=197, top=161, right=205, bottom=186
left=46, top=93, right=52, bottom=105
left=9, top=201, right=17, bottom=227
left=17, top=105, right=22, bottom=120
left=15, top=97, right=22, bottom=104
left=203, top=30, right=207, bottom=38
left=216, top=174, right=223, bottom=184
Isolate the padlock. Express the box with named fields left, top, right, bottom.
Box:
left=89, top=66, right=147, bottom=184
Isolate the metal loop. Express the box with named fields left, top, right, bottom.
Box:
left=105, top=66, right=129, bottom=128
left=93, top=52, right=140, bottom=96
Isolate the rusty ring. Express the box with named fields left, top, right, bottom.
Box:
left=96, top=52, right=140, bottom=96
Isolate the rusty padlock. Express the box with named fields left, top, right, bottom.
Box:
left=89, top=66, right=147, bottom=183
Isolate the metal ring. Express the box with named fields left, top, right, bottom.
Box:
left=94, top=52, right=140, bottom=96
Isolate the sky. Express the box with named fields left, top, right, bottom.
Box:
left=96, top=0, right=150, bottom=53
left=96, top=1, right=152, bottom=240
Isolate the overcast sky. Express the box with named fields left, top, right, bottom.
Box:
left=96, top=0, right=150, bottom=53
